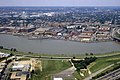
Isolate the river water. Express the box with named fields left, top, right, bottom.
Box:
left=0, top=34, right=120, bottom=55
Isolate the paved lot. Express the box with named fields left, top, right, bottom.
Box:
left=53, top=66, right=76, bottom=80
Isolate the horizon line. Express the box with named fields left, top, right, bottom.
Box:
left=0, top=5, right=120, bottom=7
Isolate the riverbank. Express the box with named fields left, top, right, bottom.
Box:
left=0, top=33, right=113, bottom=43
left=0, top=46, right=120, bottom=58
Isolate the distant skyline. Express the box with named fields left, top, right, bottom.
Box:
left=0, top=0, right=120, bottom=6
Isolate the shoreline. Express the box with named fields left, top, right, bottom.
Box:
left=0, top=33, right=114, bottom=43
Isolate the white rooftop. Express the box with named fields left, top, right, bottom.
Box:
left=0, top=52, right=10, bottom=57
left=54, top=78, right=63, bottom=80
left=12, top=64, right=24, bottom=69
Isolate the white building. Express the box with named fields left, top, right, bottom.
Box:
left=0, top=52, right=10, bottom=58
left=54, top=78, right=63, bottom=80
left=12, top=64, right=24, bottom=71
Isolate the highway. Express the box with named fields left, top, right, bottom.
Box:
left=83, top=64, right=114, bottom=80
left=97, top=68, right=120, bottom=80
left=84, top=62, right=120, bottom=80
left=112, top=27, right=120, bottom=41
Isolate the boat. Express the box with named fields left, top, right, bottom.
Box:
left=28, top=36, right=48, bottom=40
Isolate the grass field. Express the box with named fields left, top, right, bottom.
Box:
left=31, top=60, right=72, bottom=80
left=73, top=53, right=120, bottom=79
left=89, top=53, right=120, bottom=73
left=93, top=63, right=120, bottom=79
left=73, top=71, right=83, bottom=80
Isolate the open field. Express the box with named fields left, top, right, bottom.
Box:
left=31, top=60, right=72, bottom=80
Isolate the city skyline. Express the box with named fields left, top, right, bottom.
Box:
left=0, top=0, right=120, bottom=6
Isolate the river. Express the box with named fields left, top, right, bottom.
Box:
left=0, top=34, right=120, bottom=55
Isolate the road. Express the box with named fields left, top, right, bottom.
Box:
left=15, top=54, right=83, bottom=61
left=96, top=52, right=120, bottom=58
left=97, top=68, right=120, bottom=80
left=84, top=61, right=120, bottom=80
left=112, top=28, right=120, bottom=40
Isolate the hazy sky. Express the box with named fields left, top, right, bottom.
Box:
left=0, top=0, right=120, bottom=6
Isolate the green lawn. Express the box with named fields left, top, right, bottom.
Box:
left=31, top=60, right=72, bottom=80
left=93, top=63, right=120, bottom=79
left=73, top=53, right=120, bottom=80
left=73, top=71, right=84, bottom=80
left=89, top=53, right=120, bottom=73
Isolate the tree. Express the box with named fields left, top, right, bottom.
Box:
left=13, top=48, right=17, bottom=52
left=73, top=56, right=76, bottom=59
left=0, top=46, right=3, bottom=49
left=90, top=53, right=93, bottom=55
left=10, top=53, right=14, bottom=56
left=10, top=48, right=13, bottom=51
left=85, top=53, right=88, bottom=56
left=28, top=52, right=31, bottom=54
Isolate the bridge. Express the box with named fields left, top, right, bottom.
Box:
left=112, top=28, right=120, bottom=42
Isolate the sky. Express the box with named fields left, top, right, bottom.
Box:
left=0, top=0, right=120, bottom=6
